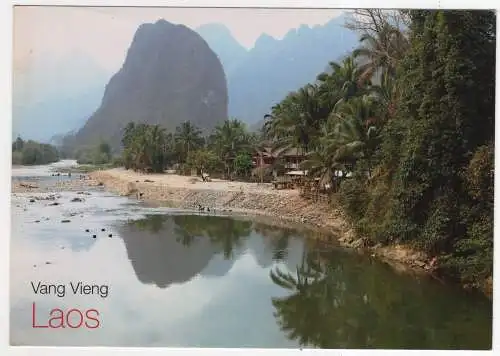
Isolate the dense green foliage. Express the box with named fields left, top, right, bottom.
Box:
left=75, top=141, right=113, bottom=165
left=373, top=11, right=495, bottom=287
left=115, top=10, right=494, bottom=290
left=120, top=119, right=257, bottom=177
left=11, top=137, right=60, bottom=165
left=262, top=10, right=495, bottom=289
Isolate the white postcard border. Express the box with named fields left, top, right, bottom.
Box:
left=1, top=0, right=498, bottom=355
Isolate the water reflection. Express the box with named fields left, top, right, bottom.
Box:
left=10, top=196, right=493, bottom=348
left=173, top=215, right=253, bottom=259
left=119, top=215, right=256, bottom=288
left=270, top=249, right=493, bottom=350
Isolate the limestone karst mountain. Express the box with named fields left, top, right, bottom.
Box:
left=68, top=19, right=228, bottom=152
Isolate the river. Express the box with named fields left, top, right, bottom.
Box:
left=9, top=162, right=492, bottom=348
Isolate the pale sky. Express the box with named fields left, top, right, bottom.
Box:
left=13, top=6, right=344, bottom=74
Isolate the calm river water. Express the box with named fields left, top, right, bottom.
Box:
left=10, top=164, right=492, bottom=349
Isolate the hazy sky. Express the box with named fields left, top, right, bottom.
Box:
left=14, top=6, right=344, bottom=73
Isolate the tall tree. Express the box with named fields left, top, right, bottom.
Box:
left=174, top=121, right=204, bottom=163
left=381, top=11, right=495, bottom=284
left=264, top=84, right=326, bottom=156
left=352, top=21, right=409, bottom=81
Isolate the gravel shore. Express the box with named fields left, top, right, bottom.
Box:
left=86, top=169, right=444, bottom=276
left=11, top=167, right=440, bottom=279
left=88, top=168, right=354, bottom=237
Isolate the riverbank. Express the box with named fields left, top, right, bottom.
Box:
left=12, top=168, right=492, bottom=297
left=85, top=169, right=446, bottom=277
left=12, top=167, right=492, bottom=296
left=11, top=176, right=102, bottom=193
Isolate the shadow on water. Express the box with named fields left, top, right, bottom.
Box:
left=117, top=213, right=491, bottom=350
left=118, top=214, right=256, bottom=288
left=269, top=248, right=493, bottom=350
left=118, top=214, right=311, bottom=287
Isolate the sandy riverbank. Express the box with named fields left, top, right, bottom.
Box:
left=87, top=168, right=442, bottom=275
left=11, top=176, right=102, bottom=193
left=89, top=168, right=352, bottom=234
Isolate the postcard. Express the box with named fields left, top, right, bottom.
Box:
left=9, top=4, right=495, bottom=350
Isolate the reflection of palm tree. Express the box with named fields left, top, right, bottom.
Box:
left=270, top=263, right=321, bottom=292
left=132, top=215, right=168, bottom=233
left=270, top=248, right=493, bottom=349
left=208, top=219, right=252, bottom=259
left=271, top=235, right=290, bottom=261
left=172, top=215, right=252, bottom=259
left=172, top=215, right=206, bottom=246
left=129, top=214, right=253, bottom=258
left=270, top=250, right=370, bottom=348
left=253, top=223, right=296, bottom=262
left=270, top=252, right=327, bottom=347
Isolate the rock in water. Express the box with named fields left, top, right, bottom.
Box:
left=68, top=19, right=228, bottom=151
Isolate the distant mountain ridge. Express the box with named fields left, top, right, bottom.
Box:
left=12, top=53, right=110, bottom=142
left=196, top=23, right=248, bottom=77
left=197, top=14, right=358, bottom=127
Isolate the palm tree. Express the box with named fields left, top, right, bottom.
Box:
left=127, top=123, right=149, bottom=172
left=264, top=84, right=326, bottom=158
left=369, top=69, right=402, bottom=121
left=331, top=111, right=380, bottom=177
left=301, top=143, right=344, bottom=190
left=174, top=121, right=204, bottom=163
left=301, top=94, right=380, bottom=185
left=317, top=56, right=369, bottom=113
left=122, top=122, right=136, bottom=148
left=146, top=125, right=167, bottom=172
left=353, top=22, right=409, bottom=82
left=211, top=119, right=251, bottom=178
left=332, top=94, right=379, bottom=126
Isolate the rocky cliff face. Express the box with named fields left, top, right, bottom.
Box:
left=71, top=19, right=228, bottom=151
